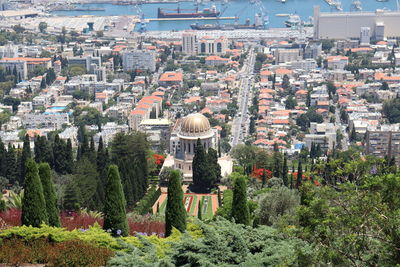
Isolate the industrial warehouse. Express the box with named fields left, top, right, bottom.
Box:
left=314, top=5, right=400, bottom=40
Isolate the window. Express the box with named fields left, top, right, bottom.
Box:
left=201, top=43, right=206, bottom=53
left=217, top=43, right=222, bottom=53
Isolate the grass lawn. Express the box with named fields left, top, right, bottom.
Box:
left=188, top=195, right=198, bottom=216
left=158, top=194, right=214, bottom=219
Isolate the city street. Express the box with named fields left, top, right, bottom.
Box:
left=231, top=48, right=255, bottom=147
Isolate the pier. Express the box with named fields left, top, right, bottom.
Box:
left=146, top=16, right=237, bottom=22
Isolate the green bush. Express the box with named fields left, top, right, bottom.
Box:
left=0, top=237, right=113, bottom=266
left=0, top=223, right=120, bottom=250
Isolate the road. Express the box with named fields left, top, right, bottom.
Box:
left=231, top=48, right=255, bottom=148
left=335, top=105, right=349, bottom=150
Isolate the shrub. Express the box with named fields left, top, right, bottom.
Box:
left=60, top=211, right=103, bottom=231
left=0, top=223, right=120, bottom=250
left=0, top=208, right=21, bottom=228
left=0, top=237, right=113, bottom=266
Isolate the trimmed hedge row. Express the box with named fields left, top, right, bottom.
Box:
left=134, top=185, right=161, bottom=215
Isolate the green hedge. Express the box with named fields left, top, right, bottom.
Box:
left=0, top=223, right=120, bottom=250
left=134, top=185, right=161, bottom=215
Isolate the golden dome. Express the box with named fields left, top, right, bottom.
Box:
left=180, top=113, right=211, bottom=137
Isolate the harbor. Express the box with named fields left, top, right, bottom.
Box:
left=147, top=16, right=237, bottom=22
left=48, top=0, right=398, bottom=31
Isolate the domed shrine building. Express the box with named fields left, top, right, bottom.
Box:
left=163, top=113, right=233, bottom=183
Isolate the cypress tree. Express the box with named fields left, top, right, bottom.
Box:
left=296, top=161, right=303, bottom=189
left=192, top=139, right=207, bottom=192
left=206, top=147, right=221, bottom=189
left=0, top=138, right=6, bottom=178
left=350, top=127, right=357, bottom=143
left=232, top=175, right=250, bottom=225
left=165, top=169, right=186, bottom=237
left=77, top=124, right=85, bottom=144
left=273, top=152, right=281, bottom=178
left=65, top=139, right=73, bottom=174
left=34, top=136, right=45, bottom=163
left=53, top=134, right=66, bottom=174
left=5, top=144, right=17, bottom=184
left=38, top=163, right=60, bottom=227
left=217, top=187, right=222, bottom=206
left=261, top=168, right=267, bottom=188
left=20, top=134, right=32, bottom=184
left=21, top=159, right=48, bottom=227
left=282, top=154, right=288, bottom=187
left=63, top=181, right=80, bottom=211
left=197, top=200, right=202, bottom=220
left=103, top=165, right=128, bottom=237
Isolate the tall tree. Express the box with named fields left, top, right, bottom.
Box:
left=73, top=157, right=99, bottom=210
left=63, top=181, right=80, bottom=211
left=65, top=139, right=73, bottom=173
left=192, top=139, right=208, bottom=192
left=197, top=200, right=202, bottom=220
left=232, top=175, right=250, bottom=225
left=38, top=163, right=60, bottom=227
left=165, top=170, right=186, bottom=236
left=206, top=147, right=221, bottom=189
left=5, top=144, right=17, bottom=184
left=296, top=161, right=303, bottom=189
left=21, top=159, right=48, bottom=227
left=53, top=134, right=67, bottom=174
left=111, top=132, right=149, bottom=207
left=282, top=154, right=289, bottom=187
left=20, top=134, right=31, bottom=184
left=103, top=165, right=128, bottom=237
left=0, top=138, right=6, bottom=178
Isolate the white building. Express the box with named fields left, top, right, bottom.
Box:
left=360, top=27, right=371, bottom=45
left=22, top=112, right=70, bottom=130
left=314, top=6, right=400, bottom=40
left=122, top=50, right=156, bottom=72
left=163, top=113, right=232, bottom=182
left=274, top=49, right=302, bottom=64
left=182, top=32, right=197, bottom=55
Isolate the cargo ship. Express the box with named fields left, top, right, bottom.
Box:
left=190, top=13, right=267, bottom=30
left=157, top=5, right=220, bottom=18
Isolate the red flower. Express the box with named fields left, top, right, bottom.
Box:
left=252, top=168, right=272, bottom=180
left=152, top=154, right=165, bottom=166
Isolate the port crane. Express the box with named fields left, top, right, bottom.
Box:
left=135, top=4, right=147, bottom=33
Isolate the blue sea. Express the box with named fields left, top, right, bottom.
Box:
left=52, top=0, right=398, bottom=31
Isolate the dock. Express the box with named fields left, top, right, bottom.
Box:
left=147, top=16, right=237, bottom=22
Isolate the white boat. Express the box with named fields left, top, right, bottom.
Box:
left=353, top=0, right=362, bottom=11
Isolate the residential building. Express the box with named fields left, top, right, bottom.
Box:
left=122, top=50, right=156, bottom=72
left=182, top=32, right=197, bottom=55
left=366, top=130, right=400, bottom=165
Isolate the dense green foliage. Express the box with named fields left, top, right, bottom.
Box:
left=111, top=132, right=149, bottom=207
left=103, top=165, right=128, bottom=237
left=38, top=163, right=60, bottom=227
left=21, top=159, right=48, bottom=227
left=165, top=170, right=186, bottom=237
left=232, top=175, right=250, bottom=225
left=19, top=134, right=31, bottom=185
left=109, top=218, right=313, bottom=266
left=383, top=98, right=400, bottom=123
